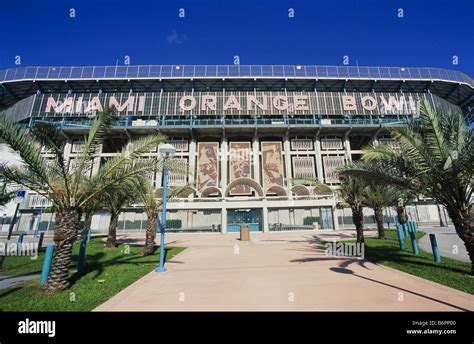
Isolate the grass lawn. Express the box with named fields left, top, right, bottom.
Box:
left=340, top=230, right=473, bottom=294
left=0, top=238, right=185, bottom=311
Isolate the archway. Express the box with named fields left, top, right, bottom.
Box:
left=224, top=177, right=264, bottom=197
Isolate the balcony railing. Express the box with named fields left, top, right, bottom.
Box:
left=30, top=115, right=408, bottom=130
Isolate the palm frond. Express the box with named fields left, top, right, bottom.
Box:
left=0, top=115, right=54, bottom=192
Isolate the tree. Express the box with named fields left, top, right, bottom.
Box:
left=102, top=187, right=138, bottom=248
left=344, top=100, right=474, bottom=274
left=337, top=174, right=367, bottom=243
left=363, top=184, right=392, bottom=239
left=0, top=109, right=167, bottom=292
left=342, top=160, right=417, bottom=239
left=0, top=182, right=14, bottom=207
left=135, top=165, right=190, bottom=256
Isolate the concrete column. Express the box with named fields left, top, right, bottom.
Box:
left=221, top=201, right=227, bottom=234
left=372, top=133, right=379, bottom=146
left=314, top=135, right=324, bottom=183
left=283, top=133, right=292, bottom=196
left=252, top=133, right=260, bottom=185
left=332, top=205, right=339, bottom=230
left=188, top=137, right=197, bottom=188
left=91, top=144, right=102, bottom=177
left=344, top=134, right=352, bottom=164
left=262, top=201, right=269, bottom=233
left=156, top=164, right=163, bottom=188
left=220, top=136, right=227, bottom=193
left=64, top=141, right=72, bottom=163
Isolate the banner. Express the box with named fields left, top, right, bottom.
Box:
left=196, top=142, right=219, bottom=192
left=261, top=141, right=284, bottom=189
left=229, top=142, right=252, bottom=195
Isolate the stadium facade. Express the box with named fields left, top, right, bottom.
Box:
left=0, top=65, right=473, bottom=234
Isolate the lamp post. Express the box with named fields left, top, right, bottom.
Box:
left=34, top=197, right=46, bottom=238
left=156, top=144, right=176, bottom=273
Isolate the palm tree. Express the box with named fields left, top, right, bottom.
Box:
left=0, top=182, right=14, bottom=206
left=363, top=183, right=415, bottom=239
left=103, top=188, right=138, bottom=248
left=337, top=174, right=367, bottom=243
left=363, top=184, right=391, bottom=239
left=345, top=99, right=474, bottom=274
left=341, top=160, right=417, bottom=238
left=0, top=108, right=167, bottom=292
left=135, top=169, right=190, bottom=256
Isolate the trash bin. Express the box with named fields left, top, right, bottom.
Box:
left=240, top=225, right=250, bottom=241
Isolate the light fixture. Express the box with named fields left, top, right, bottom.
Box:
left=158, top=144, right=176, bottom=158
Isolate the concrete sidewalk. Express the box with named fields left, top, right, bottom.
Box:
left=417, top=225, right=469, bottom=262
left=95, top=231, right=474, bottom=311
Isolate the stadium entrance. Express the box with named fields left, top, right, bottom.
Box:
left=227, top=209, right=262, bottom=232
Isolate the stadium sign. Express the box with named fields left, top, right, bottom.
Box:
left=37, top=91, right=425, bottom=117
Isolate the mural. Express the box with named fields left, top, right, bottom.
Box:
left=261, top=141, right=284, bottom=189
left=229, top=142, right=252, bottom=195
left=196, top=142, right=219, bottom=192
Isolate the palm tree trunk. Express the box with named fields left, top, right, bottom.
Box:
left=42, top=209, right=79, bottom=292
left=445, top=206, right=473, bottom=275
left=396, top=206, right=408, bottom=225
left=351, top=204, right=365, bottom=243
left=437, top=203, right=446, bottom=227
left=143, top=211, right=158, bottom=256
left=374, top=207, right=385, bottom=239
left=105, top=211, right=119, bottom=248
left=81, top=211, right=93, bottom=241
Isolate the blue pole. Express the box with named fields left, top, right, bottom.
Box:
left=396, top=224, right=405, bottom=250
left=38, top=232, right=44, bottom=250
left=412, top=221, right=417, bottom=233
left=17, top=233, right=24, bottom=245
left=156, top=159, right=169, bottom=273
left=407, top=221, right=413, bottom=233
left=403, top=223, right=408, bottom=236
left=40, top=244, right=55, bottom=285
left=429, top=234, right=441, bottom=263
left=87, top=227, right=92, bottom=243
left=77, top=239, right=87, bottom=274
left=408, top=230, right=419, bottom=255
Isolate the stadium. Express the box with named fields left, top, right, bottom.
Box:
left=0, top=64, right=473, bottom=234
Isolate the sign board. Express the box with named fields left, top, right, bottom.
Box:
left=28, top=91, right=459, bottom=118
left=15, top=190, right=26, bottom=204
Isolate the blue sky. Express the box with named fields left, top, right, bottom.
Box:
left=0, top=0, right=473, bottom=76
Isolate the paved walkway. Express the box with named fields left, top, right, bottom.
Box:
left=417, top=225, right=469, bottom=262
left=0, top=274, right=39, bottom=289
left=95, top=231, right=474, bottom=311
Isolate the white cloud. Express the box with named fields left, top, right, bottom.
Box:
left=167, top=30, right=186, bottom=45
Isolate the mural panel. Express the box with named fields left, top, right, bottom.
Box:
left=229, top=142, right=252, bottom=195
left=197, top=142, right=219, bottom=192
left=261, top=141, right=284, bottom=189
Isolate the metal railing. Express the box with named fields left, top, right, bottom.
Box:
left=31, top=115, right=409, bottom=130
left=1, top=65, right=472, bottom=87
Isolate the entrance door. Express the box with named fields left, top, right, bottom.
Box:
left=320, top=207, right=334, bottom=229
left=227, top=209, right=262, bottom=232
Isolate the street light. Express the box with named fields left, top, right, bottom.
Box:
left=34, top=197, right=46, bottom=238
left=156, top=144, right=176, bottom=273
